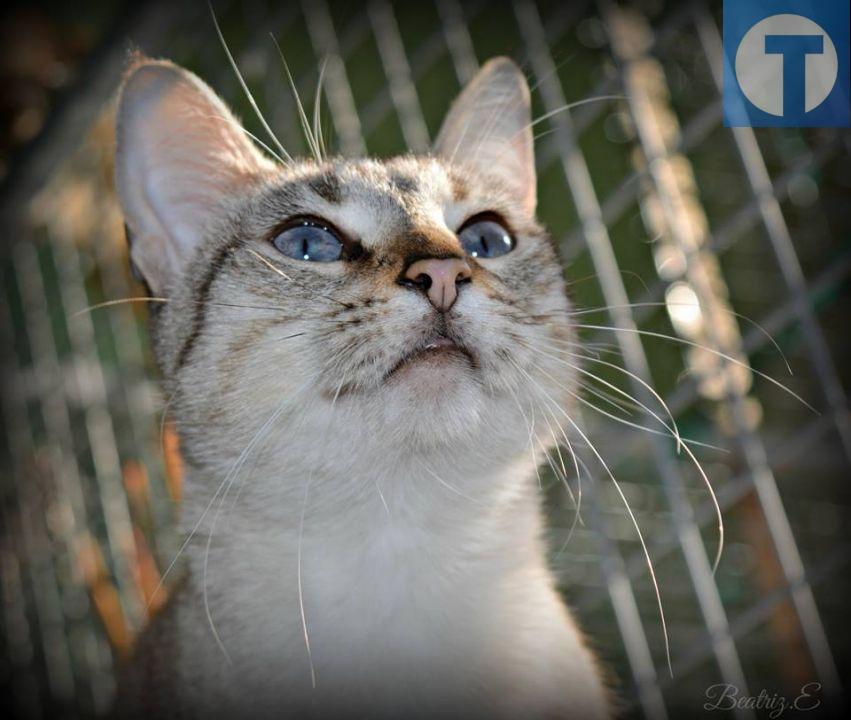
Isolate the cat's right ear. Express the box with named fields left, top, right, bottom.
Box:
left=434, top=57, right=536, bottom=215
left=115, top=57, right=274, bottom=293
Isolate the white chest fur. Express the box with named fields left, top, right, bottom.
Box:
left=165, top=452, right=610, bottom=719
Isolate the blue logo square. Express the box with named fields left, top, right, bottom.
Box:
left=723, top=0, right=850, bottom=127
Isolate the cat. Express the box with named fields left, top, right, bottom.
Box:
left=112, top=52, right=613, bottom=719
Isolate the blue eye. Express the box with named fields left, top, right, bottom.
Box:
left=458, top=217, right=514, bottom=259
left=271, top=220, right=342, bottom=262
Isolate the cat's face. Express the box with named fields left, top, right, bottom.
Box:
left=115, top=56, right=576, bottom=469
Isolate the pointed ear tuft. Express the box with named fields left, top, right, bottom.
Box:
left=434, top=57, right=536, bottom=215
left=114, top=58, right=274, bottom=293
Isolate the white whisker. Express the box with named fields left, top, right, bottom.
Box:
left=209, top=2, right=292, bottom=163
left=537, top=404, right=580, bottom=513
left=528, top=341, right=725, bottom=454
left=196, top=113, right=288, bottom=165
left=520, top=341, right=725, bottom=567
left=505, top=380, right=545, bottom=490
left=519, top=95, right=627, bottom=135
left=423, top=465, right=484, bottom=505
left=565, top=301, right=792, bottom=375
left=202, top=397, right=292, bottom=663
left=508, top=358, right=674, bottom=677
left=297, top=473, right=317, bottom=689
left=538, top=404, right=584, bottom=546
left=375, top=482, right=390, bottom=516
left=270, top=34, right=323, bottom=162
left=554, top=445, right=591, bottom=559
left=577, top=378, right=639, bottom=417
left=571, top=323, right=815, bottom=412
left=72, top=296, right=169, bottom=317
left=244, top=248, right=352, bottom=308
left=525, top=338, right=684, bottom=454
left=313, top=57, right=329, bottom=160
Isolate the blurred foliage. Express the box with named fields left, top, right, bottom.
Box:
left=1, top=1, right=849, bottom=718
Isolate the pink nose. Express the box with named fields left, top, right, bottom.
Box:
left=403, top=257, right=472, bottom=311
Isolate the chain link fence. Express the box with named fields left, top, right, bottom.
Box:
left=1, top=1, right=849, bottom=717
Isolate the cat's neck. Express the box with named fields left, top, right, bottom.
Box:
left=175, top=442, right=552, bottom=627
left=181, top=447, right=545, bottom=564
left=170, top=431, right=560, bottom=689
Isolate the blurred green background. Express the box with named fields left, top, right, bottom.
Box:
left=1, top=1, right=849, bottom=718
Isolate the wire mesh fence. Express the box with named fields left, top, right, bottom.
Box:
left=1, top=1, right=849, bottom=718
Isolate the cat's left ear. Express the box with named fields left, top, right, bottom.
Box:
left=433, top=57, right=535, bottom=215
left=115, top=56, right=275, bottom=293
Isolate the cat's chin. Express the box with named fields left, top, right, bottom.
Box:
left=375, top=354, right=489, bottom=450
left=386, top=336, right=474, bottom=385
left=379, top=341, right=480, bottom=419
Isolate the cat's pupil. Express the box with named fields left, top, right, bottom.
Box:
left=458, top=218, right=514, bottom=259
left=272, top=220, right=343, bottom=263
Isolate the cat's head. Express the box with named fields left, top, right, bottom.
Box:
left=115, top=55, right=576, bottom=471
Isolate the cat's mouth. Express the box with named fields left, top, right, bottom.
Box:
left=386, top=333, right=475, bottom=381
